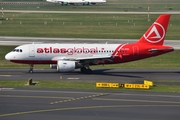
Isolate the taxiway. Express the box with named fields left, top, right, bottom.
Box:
left=0, top=88, right=180, bottom=120
left=0, top=68, right=180, bottom=85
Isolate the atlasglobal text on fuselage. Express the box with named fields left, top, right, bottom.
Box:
left=5, top=14, right=174, bottom=74
left=37, top=47, right=98, bottom=55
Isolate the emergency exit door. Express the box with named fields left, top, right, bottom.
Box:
left=29, top=45, right=35, bottom=57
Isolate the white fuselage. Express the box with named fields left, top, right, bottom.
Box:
left=5, top=43, right=122, bottom=64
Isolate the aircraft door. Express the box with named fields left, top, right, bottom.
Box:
left=29, top=45, right=35, bottom=57
left=133, top=46, right=139, bottom=57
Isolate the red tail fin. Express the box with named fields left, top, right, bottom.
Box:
left=136, top=14, right=170, bottom=45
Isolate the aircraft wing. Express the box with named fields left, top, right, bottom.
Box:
left=52, top=54, right=112, bottom=61
left=76, top=54, right=112, bottom=61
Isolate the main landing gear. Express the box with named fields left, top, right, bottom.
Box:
left=29, top=64, right=34, bottom=73
left=80, top=67, right=92, bottom=74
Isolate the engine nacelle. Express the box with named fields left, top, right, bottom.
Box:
left=83, top=2, right=89, bottom=5
left=61, top=2, right=68, bottom=5
left=57, top=60, right=76, bottom=72
left=50, top=64, right=57, bottom=69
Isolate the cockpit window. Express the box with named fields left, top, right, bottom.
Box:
left=12, top=49, right=23, bottom=52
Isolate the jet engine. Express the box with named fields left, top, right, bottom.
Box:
left=61, top=2, right=68, bottom=5
left=57, top=60, right=76, bottom=72
left=83, top=2, right=90, bottom=5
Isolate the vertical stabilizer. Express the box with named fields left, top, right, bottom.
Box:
left=136, top=14, right=170, bottom=45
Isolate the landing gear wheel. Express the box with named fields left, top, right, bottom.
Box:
left=80, top=67, right=86, bottom=73
left=29, top=64, right=34, bottom=73
left=86, top=69, right=92, bottom=74
left=80, top=67, right=92, bottom=74
left=29, top=69, right=33, bottom=73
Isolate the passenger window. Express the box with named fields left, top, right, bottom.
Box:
left=20, top=49, right=22, bottom=52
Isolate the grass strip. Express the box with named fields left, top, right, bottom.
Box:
left=0, top=13, right=180, bottom=39
left=0, top=80, right=180, bottom=93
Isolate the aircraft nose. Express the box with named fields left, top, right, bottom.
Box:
left=5, top=53, right=11, bottom=61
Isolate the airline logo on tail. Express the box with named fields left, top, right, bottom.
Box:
left=137, top=14, right=170, bottom=45
left=143, top=22, right=165, bottom=43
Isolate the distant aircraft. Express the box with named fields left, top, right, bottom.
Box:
left=5, top=14, right=173, bottom=74
left=46, top=0, right=106, bottom=6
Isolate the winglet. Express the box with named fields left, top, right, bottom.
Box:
left=136, top=14, right=170, bottom=45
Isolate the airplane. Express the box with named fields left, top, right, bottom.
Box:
left=46, top=0, right=106, bottom=6
left=5, top=14, right=173, bottom=74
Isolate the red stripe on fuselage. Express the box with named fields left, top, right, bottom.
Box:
left=10, top=59, right=121, bottom=65
left=112, top=44, right=123, bottom=56
left=10, top=60, right=57, bottom=64
left=112, top=44, right=127, bottom=57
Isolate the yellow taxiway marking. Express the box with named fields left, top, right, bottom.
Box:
left=1, top=104, right=180, bottom=117
left=50, top=93, right=108, bottom=105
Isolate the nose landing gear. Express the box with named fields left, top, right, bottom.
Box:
left=29, top=64, right=34, bottom=73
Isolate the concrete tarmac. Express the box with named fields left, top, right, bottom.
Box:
left=0, top=88, right=180, bottom=120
